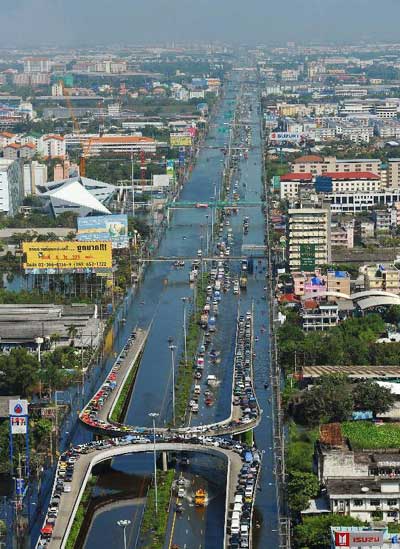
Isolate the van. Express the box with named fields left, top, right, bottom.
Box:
left=241, top=524, right=249, bottom=539
left=231, top=511, right=241, bottom=522
left=194, top=385, right=201, bottom=395
left=233, top=503, right=242, bottom=513
left=234, top=495, right=243, bottom=504
left=231, top=519, right=240, bottom=535
left=207, top=375, right=217, bottom=386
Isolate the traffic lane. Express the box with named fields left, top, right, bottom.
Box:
left=238, top=98, right=280, bottom=545
left=83, top=500, right=145, bottom=549
left=167, top=453, right=228, bottom=549
left=189, top=287, right=238, bottom=428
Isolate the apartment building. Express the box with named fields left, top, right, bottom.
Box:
left=292, top=155, right=382, bottom=177
left=301, top=299, right=339, bottom=331
left=85, top=135, right=159, bottom=155
left=330, top=223, right=354, bottom=249
left=364, top=264, right=400, bottom=294
left=375, top=104, right=398, bottom=119
left=326, top=270, right=351, bottom=296
left=23, top=58, right=50, bottom=73
left=3, top=143, right=35, bottom=160
left=292, top=270, right=350, bottom=298
left=279, top=172, right=313, bottom=199
left=0, top=159, right=24, bottom=216
left=373, top=208, right=397, bottom=232
left=328, top=188, right=400, bottom=213
left=37, top=135, right=66, bottom=159
left=288, top=205, right=331, bottom=271
left=388, top=159, right=400, bottom=188
left=316, top=438, right=400, bottom=524
left=315, top=172, right=382, bottom=194
left=23, top=161, right=47, bottom=196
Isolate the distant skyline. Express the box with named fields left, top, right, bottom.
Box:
left=2, top=0, right=400, bottom=47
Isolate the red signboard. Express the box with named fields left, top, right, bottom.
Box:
left=335, top=532, right=350, bottom=547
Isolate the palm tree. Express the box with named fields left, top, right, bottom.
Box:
left=66, top=325, right=78, bottom=346
left=50, top=332, right=61, bottom=349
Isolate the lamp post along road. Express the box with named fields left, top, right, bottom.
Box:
left=181, top=297, right=188, bottom=367
left=149, top=412, right=159, bottom=515
left=168, top=338, right=176, bottom=426
left=117, top=519, right=131, bottom=549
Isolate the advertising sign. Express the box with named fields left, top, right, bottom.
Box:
left=41, top=408, right=56, bottom=419
left=9, top=399, right=28, bottom=435
left=170, top=133, right=192, bottom=147
left=334, top=530, right=384, bottom=547
left=300, top=243, right=316, bottom=272
left=23, top=241, right=112, bottom=272
left=9, top=399, right=28, bottom=417
left=166, top=159, right=175, bottom=178
left=77, top=215, right=128, bottom=249
left=152, top=175, right=170, bottom=188
left=269, top=132, right=303, bottom=143
left=16, top=478, right=25, bottom=496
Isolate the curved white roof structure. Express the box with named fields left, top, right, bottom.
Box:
left=42, top=178, right=113, bottom=217
left=305, top=289, right=400, bottom=302
left=357, top=295, right=400, bottom=310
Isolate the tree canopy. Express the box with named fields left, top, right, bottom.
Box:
left=290, top=375, right=395, bottom=426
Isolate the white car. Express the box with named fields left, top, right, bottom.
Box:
left=64, top=485, right=72, bottom=493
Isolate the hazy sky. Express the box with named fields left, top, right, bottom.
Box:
left=1, top=0, right=400, bottom=47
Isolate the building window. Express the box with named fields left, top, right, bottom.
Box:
left=388, top=499, right=398, bottom=507
left=370, top=499, right=380, bottom=507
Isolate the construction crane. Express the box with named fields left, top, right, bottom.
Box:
left=60, top=80, right=89, bottom=177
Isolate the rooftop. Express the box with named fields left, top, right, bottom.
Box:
left=280, top=172, right=313, bottom=181
left=322, top=171, right=380, bottom=180
left=89, top=135, right=156, bottom=144
left=326, top=477, right=400, bottom=495
left=293, top=154, right=324, bottom=163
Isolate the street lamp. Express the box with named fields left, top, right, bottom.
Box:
left=148, top=412, right=159, bottom=515
left=168, top=337, right=176, bottom=426
left=117, top=519, right=131, bottom=549
left=205, top=214, right=210, bottom=255
left=181, top=297, right=188, bottom=367
left=35, top=337, right=44, bottom=364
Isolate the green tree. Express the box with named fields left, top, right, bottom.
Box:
left=383, top=305, right=400, bottom=326
left=287, top=470, right=319, bottom=514
left=294, top=514, right=364, bottom=549
left=293, top=375, right=354, bottom=426
left=67, top=325, right=78, bottom=346
left=0, top=348, right=39, bottom=396
left=353, top=380, right=396, bottom=417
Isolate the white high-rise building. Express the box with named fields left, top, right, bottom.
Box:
left=288, top=205, right=331, bottom=272
left=0, top=159, right=24, bottom=216
left=23, top=161, right=48, bottom=196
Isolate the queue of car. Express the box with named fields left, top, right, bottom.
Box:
left=232, top=312, right=258, bottom=425
left=79, top=331, right=139, bottom=434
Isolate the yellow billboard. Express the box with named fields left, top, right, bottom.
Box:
left=22, top=241, right=112, bottom=272
left=170, top=133, right=192, bottom=147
